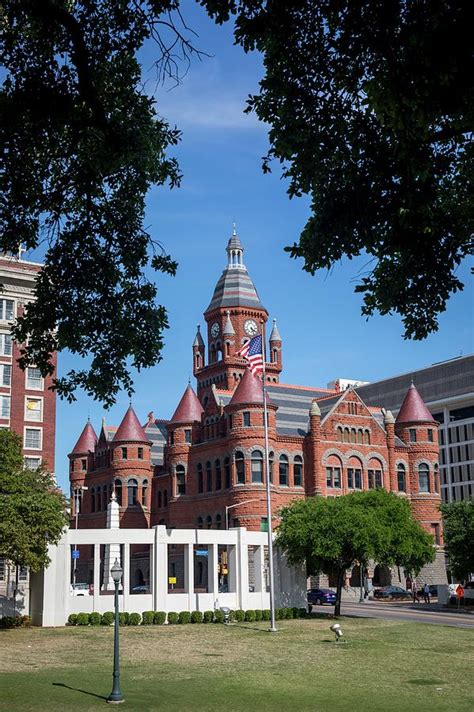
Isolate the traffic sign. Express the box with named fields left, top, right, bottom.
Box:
left=72, top=550, right=80, bottom=559
left=456, top=585, right=464, bottom=598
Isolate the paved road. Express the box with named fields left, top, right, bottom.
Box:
left=339, top=600, right=474, bottom=629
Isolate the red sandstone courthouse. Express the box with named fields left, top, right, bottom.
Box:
left=69, top=233, right=443, bottom=554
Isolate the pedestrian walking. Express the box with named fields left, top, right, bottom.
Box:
left=412, top=580, right=419, bottom=603
left=423, top=583, right=430, bottom=604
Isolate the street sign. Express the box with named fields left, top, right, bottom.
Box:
left=456, top=585, right=464, bottom=598
left=72, top=550, right=80, bottom=559
left=168, top=577, right=177, bottom=584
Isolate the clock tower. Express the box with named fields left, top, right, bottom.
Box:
left=193, top=228, right=282, bottom=402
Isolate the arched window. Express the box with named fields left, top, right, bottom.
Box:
left=224, top=457, right=231, bottom=488
left=434, top=463, right=439, bottom=493
left=90, top=487, right=96, bottom=513
left=215, top=459, right=222, bottom=490
left=269, top=451, right=274, bottom=482
left=350, top=428, right=357, bottom=444
left=197, top=463, right=203, bottom=493
left=336, top=427, right=343, bottom=442
left=158, top=490, right=162, bottom=508
left=163, top=490, right=168, bottom=507
left=363, top=430, right=370, bottom=445
left=343, top=428, right=350, bottom=443
left=418, top=463, right=430, bottom=493
left=357, top=429, right=364, bottom=444
left=251, top=450, right=264, bottom=483
left=176, top=465, right=186, bottom=495
left=368, top=460, right=383, bottom=489
left=115, top=479, right=122, bottom=506
left=142, top=479, right=148, bottom=506
left=206, top=461, right=212, bottom=491
left=127, top=478, right=138, bottom=506
left=279, top=455, right=289, bottom=486
left=397, top=464, right=406, bottom=492
left=235, top=451, right=245, bottom=484
left=206, top=515, right=212, bottom=529
left=216, top=513, right=222, bottom=530
left=347, top=458, right=363, bottom=489
left=197, top=516, right=203, bottom=529
left=294, top=455, right=303, bottom=487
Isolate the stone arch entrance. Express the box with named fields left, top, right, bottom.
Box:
left=373, top=564, right=391, bottom=587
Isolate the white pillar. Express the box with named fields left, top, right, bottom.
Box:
left=154, top=526, right=168, bottom=612
left=185, top=543, right=194, bottom=611
left=93, top=543, right=100, bottom=610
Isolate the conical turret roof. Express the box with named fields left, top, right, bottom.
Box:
left=223, top=310, right=235, bottom=336
left=269, top=318, right=282, bottom=342
left=171, top=384, right=204, bottom=423
left=193, top=325, right=204, bottom=347
left=228, top=368, right=271, bottom=407
left=396, top=383, right=435, bottom=424
left=70, top=421, right=97, bottom=455
left=113, top=406, right=149, bottom=442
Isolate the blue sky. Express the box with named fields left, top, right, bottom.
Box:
left=49, top=3, right=473, bottom=491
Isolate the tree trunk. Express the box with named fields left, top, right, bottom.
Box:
left=334, top=568, right=345, bottom=617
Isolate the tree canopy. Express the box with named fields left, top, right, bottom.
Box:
left=440, top=498, right=474, bottom=582
left=276, top=489, right=434, bottom=615
left=2, top=1, right=472, bottom=405
left=0, top=430, right=68, bottom=571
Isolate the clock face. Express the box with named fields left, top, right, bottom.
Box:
left=244, top=319, right=258, bottom=336
left=210, top=322, right=220, bottom=338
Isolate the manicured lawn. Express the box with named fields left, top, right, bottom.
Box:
left=0, top=616, right=472, bottom=711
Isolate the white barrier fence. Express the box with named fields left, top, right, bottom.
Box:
left=29, top=526, right=306, bottom=627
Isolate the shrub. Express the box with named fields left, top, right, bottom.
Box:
left=178, top=611, right=191, bottom=625
left=167, top=612, right=178, bottom=625
left=191, top=611, right=203, bottom=624
left=275, top=608, right=283, bottom=620
left=129, top=613, right=141, bottom=626
left=203, top=610, right=214, bottom=623
left=21, top=615, right=32, bottom=627
left=76, top=612, right=89, bottom=626
left=254, top=609, right=263, bottom=622
left=286, top=607, right=295, bottom=619
left=245, top=610, right=256, bottom=622
left=118, top=612, right=129, bottom=626
left=142, top=611, right=154, bottom=625
left=67, top=614, right=78, bottom=626
left=89, top=612, right=101, bottom=626
left=262, top=609, right=271, bottom=621
left=102, top=611, right=114, bottom=626
left=0, top=616, right=23, bottom=629
left=234, top=609, right=245, bottom=622
left=154, top=611, right=167, bottom=625
left=214, top=610, right=225, bottom=624
left=299, top=608, right=307, bottom=619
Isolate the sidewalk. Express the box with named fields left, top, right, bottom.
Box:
left=366, top=599, right=473, bottom=615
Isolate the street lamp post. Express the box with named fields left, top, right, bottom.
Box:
left=225, top=498, right=261, bottom=530
left=73, top=486, right=88, bottom=587
left=107, top=559, right=124, bottom=705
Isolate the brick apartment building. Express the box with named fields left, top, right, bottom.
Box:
left=69, top=232, right=446, bottom=585
left=0, top=253, right=56, bottom=603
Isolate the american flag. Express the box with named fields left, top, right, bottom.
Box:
left=236, top=334, right=264, bottom=375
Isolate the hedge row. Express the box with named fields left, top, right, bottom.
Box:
left=0, top=615, right=32, bottom=629
left=67, top=607, right=308, bottom=627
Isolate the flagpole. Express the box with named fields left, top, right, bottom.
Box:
left=261, top=321, right=277, bottom=633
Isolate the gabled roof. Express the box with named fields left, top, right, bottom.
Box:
left=228, top=369, right=272, bottom=407
left=171, top=384, right=204, bottom=423
left=70, top=421, right=97, bottom=455
left=113, top=406, right=149, bottom=442
left=395, top=383, right=436, bottom=424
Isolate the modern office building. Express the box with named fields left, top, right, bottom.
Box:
left=356, top=355, right=474, bottom=504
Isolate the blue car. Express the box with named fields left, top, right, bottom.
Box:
left=307, top=588, right=337, bottom=606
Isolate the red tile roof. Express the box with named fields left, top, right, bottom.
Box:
left=70, top=421, right=97, bottom=455
left=171, top=385, right=204, bottom=423
left=396, top=383, right=435, bottom=424
left=229, top=368, right=271, bottom=407
left=113, top=406, right=150, bottom=442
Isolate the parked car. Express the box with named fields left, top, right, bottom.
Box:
left=307, top=588, right=337, bottom=606
left=70, top=583, right=91, bottom=596
left=373, top=586, right=411, bottom=600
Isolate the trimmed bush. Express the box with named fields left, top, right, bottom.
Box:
left=118, top=612, right=129, bottom=626
left=167, top=612, right=179, bottom=625
left=129, top=613, right=141, bottom=626
left=89, top=612, right=101, bottom=626
left=68, top=614, right=78, bottom=626
left=262, top=609, right=271, bottom=621
left=275, top=608, right=283, bottom=620
left=254, top=609, right=263, bottom=622
left=285, top=607, right=294, bottom=619
left=234, top=609, right=245, bottom=622
left=191, top=611, right=203, bottom=624
left=154, top=611, right=167, bottom=625
left=142, top=611, right=154, bottom=625
left=102, top=611, right=114, bottom=626
left=21, top=615, right=32, bottom=627
left=298, top=608, right=307, bottom=619
left=178, top=611, right=191, bottom=625
left=245, top=610, right=256, bottom=622
left=203, top=610, right=214, bottom=623
left=77, top=612, right=89, bottom=626
left=214, top=610, right=225, bottom=624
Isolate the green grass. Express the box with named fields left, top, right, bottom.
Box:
left=0, top=617, right=472, bottom=711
